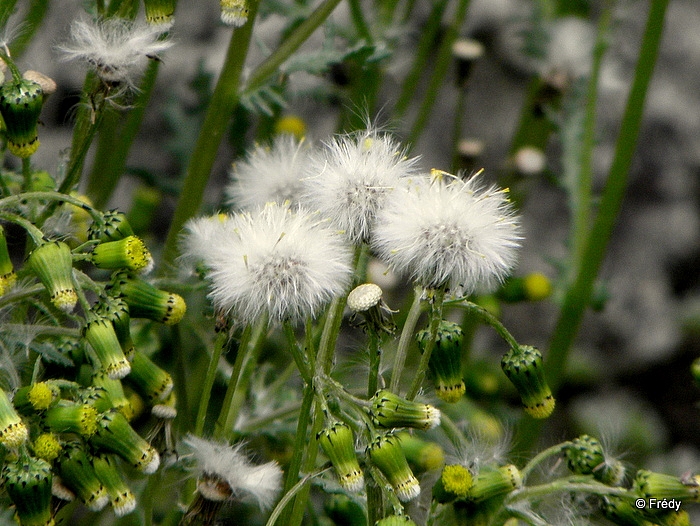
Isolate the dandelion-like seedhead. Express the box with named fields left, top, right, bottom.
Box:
left=303, top=129, right=419, bottom=244
left=57, top=17, right=173, bottom=88
left=183, top=434, right=282, bottom=509
left=226, top=135, right=310, bottom=210
left=372, top=172, right=521, bottom=293
left=193, top=203, right=353, bottom=324
left=180, top=214, right=232, bottom=271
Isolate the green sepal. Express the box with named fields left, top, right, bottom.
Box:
left=27, top=241, right=77, bottom=313
left=92, top=454, right=137, bottom=517
left=91, top=235, right=153, bottom=274
left=43, top=401, right=99, bottom=437
left=468, top=464, right=522, bottom=503
left=367, top=433, right=420, bottom=503
left=500, top=345, right=555, bottom=418
left=0, top=78, right=43, bottom=158
left=56, top=441, right=108, bottom=512
left=108, top=270, right=186, bottom=325
left=125, top=350, right=174, bottom=404
left=370, top=389, right=440, bottom=431
left=83, top=313, right=131, bottom=380
left=144, top=0, right=176, bottom=26
left=88, top=210, right=134, bottom=243
left=417, top=320, right=465, bottom=403
left=2, top=455, right=54, bottom=526
left=0, top=387, right=28, bottom=448
left=317, top=422, right=364, bottom=493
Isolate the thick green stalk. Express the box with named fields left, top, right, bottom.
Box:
left=194, top=331, right=228, bottom=436
left=160, top=2, right=260, bottom=267
left=389, top=285, right=423, bottom=393
left=406, top=0, right=471, bottom=149
left=406, top=288, right=444, bottom=400
left=517, top=0, right=669, bottom=453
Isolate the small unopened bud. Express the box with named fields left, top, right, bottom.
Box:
left=0, top=224, right=16, bottom=297
left=56, top=442, right=109, bottom=512
left=275, top=115, right=306, bottom=139
left=109, top=270, right=186, bottom=325
left=433, top=464, right=473, bottom=503
left=566, top=435, right=624, bottom=485
left=501, top=345, right=555, bottom=419
left=370, top=389, right=440, bottom=431
left=0, top=78, right=43, bottom=158
left=33, top=432, right=63, bottom=462
left=88, top=211, right=135, bottom=243
left=601, top=496, right=648, bottom=525
left=91, top=372, right=132, bottom=418
left=317, top=422, right=364, bottom=492
left=43, top=401, right=99, bottom=438
left=498, top=272, right=552, bottom=303
left=324, top=494, right=366, bottom=526
left=83, top=314, right=131, bottom=380
left=220, top=0, right=249, bottom=27
left=398, top=432, right=444, bottom=473
left=375, top=515, right=418, bottom=526
left=90, top=411, right=160, bottom=474
left=417, top=320, right=465, bottom=403
left=144, top=0, right=176, bottom=27
left=92, top=454, right=137, bottom=517
left=91, top=235, right=153, bottom=274
left=367, top=433, right=420, bottom=502
left=468, top=464, right=522, bottom=503
left=126, top=350, right=174, bottom=404
left=2, top=455, right=53, bottom=526
left=634, top=470, right=700, bottom=503
left=28, top=241, right=77, bottom=312
left=0, top=387, right=28, bottom=448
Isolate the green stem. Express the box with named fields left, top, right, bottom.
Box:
left=219, top=315, right=268, bottom=439
left=367, top=328, right=380, bottom=397
left=571, top=3, right=614, bottom=268
left=21, top=158, right=31, bottom=192
left=506, top=478, right=630, bottom=505
left=87, top=60, right=161, bottom=208
left=212, top=325, right=250, bottom=439
left=243, top=0, right=344, bottom=94
left=392, top=0, right=449, bottom=121
left=406, top=0, right=471, bottom=149
left=520, top=442, right=570, bottom=481
left=406, top=288, right=444, bottom=400
left=160, top=2, right=260, bottom=268
left=389, top=285, right=423, bottom=393
left=0, top=211, right=44, bottom=244
left=284, top=321, right=312, bottom=383
left=194, top=332, right=228, bottom=436
left=237, top=400, right=302, bottom=434
left=446, top=298, right=520, bottom=349
left=266, top=468, right=329, bottom=526
left=316, top=294, right=346, bottom=376
left=0, top=191, right=102, bottom=221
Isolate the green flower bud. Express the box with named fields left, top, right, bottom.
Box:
left=500, top=345, right=555, bottom=419
left=367, top=433, right=420, bottom=502
left=370, top=389, right=440, bottom=431
left=83, top=314, right=131, bottom=380
left=92, top=454, right=136, bottom=517
left=0, top=78, right=43, bottom=158
left=433, top=464, right=473, bottom=503
left=94, top=295, right=135, bottom=359
left=3, top=455, right=54, bottom=526
left=125, top=350, right=174, bottom=403
left=375, top=515, right=417, bottom=526
left=566, top=435, right=624, bottom=485
left=56, top=442, right=109, bottom=512
left=601, top=496, right=651, bottom=526
left=28, top=241, right=77, bottom=312
left=324, top=493, right=365, bottom=526
left=398, top=432, right=444, bottom=473
left=0, top=224, right=17, bottom=296
left=143, top=0, right=176, bottom=26
left=0, top=387, right=28, bottom=448
left=108, top=270, right=186, bottom=325
left=417, top=320, right=465, bottom=403
left=633, top=470, right=700, bottom=502
left=33, top=433, right=62, bottom=463
left=468, top=465, right=522, bottom=503
left=13, top=381, right=60, bottom=413
left=317, top=422, right=364, bottom=492
left=29, top=170, right=55, bottom=192
left=43, top=402, right=99, bottom=437
left=126, top=186, right=161, bottom=235
left=89, top=411, right=160, bottom=474
left=220, top=0, right=249, bottom=27
left=91, top=372, right=132, bottom=418
left=91, top=235, right=153, bottom=274
left=88, top=210, right=134, bottom=243
left=498, top=273, right=552, bottom=303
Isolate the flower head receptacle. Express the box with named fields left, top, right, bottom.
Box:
left=0, top=78, right=43, bottom=158
left=317, top=422, right=364, bottom=493
left=370, top=389, right=441, bottom=431
left=433, top=464, right=473, bottom=503
left=0, top=387, right=29, bottom=449
left=91, top=235, right=153, bottom=274
left=468, top=464, right=522, bottom=503
left=500, top=345, right=555, bottom=418
left=108, top=270, right=186, bottom=326
left=43, top=402, right=99, bottom=438
left=92, top=454, right=136, bottom=517
left=28, top=241, right=77, bottom=313
left=89, top=411, right=160, bottom=474
left=367, top=433, right=420, bottom=502
left=348, top=283, right=395, bottom=334
left=83, top=313, right=131, bottom=380
left=417, top=320, right=465, bottom=403
left=88, top=211, right=135, bottom=243
left=566, top=435, right=624, bottom=485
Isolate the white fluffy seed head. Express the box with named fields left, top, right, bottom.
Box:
left=195, top=203, right=353, bottom=324
left=58, top=17, right=173, bottom=88
left=372, top=171, right=521, bottom=294
left=226, top=135, right=310, bottom=210
left=303, top=129, right=419, bottom=244
left=183, top=434, right=283, bottom=510
left=180, top=214, right=232, bottom=270
left=347, top=283, right=383, bottom=312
